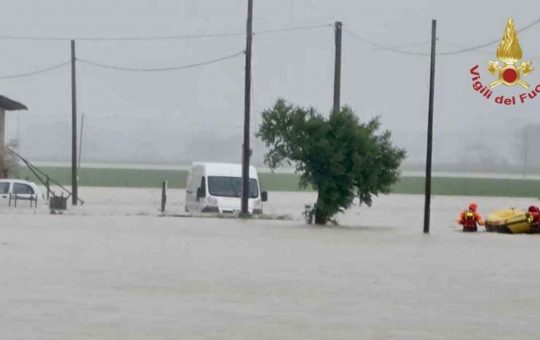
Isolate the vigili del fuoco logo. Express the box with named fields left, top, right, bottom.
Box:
left=470, top=17, right=538, bottom=105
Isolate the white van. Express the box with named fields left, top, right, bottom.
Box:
left=185, top=162, right=268, bottom=214
left=0, top=179, right=45, bottom=208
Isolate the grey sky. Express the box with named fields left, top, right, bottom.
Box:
left=1, top=0, right=540, bottom=168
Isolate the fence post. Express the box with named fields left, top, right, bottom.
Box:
left=161, top=180, right=168, bottom=213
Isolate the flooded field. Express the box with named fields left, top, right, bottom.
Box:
left=1, top=188, right=539, bottom=339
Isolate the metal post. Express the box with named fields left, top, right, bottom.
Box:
left=71, top=40, right=78, bottom=206
left=333, top=21, right=343, bottom=113
left=46, top=176, right=50, bottom=200
left=241, top=0, right=254, bottom=216
left=423, top=20, right=437, bottom=234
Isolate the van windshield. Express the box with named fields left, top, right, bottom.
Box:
left=208, top=176, right=259, bottom=198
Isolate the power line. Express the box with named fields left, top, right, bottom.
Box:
left=344, top=29, right=429, bottom=56
left=345, top=16, right=540, bottom=57
left=0, top=60, right=70, bottom=79
left=371, top=40, right=431, bottom=51
left=77, top=50, right=244, bottom=72
left=0, top=32, right=245, bottom=42
left=254, top=23, right=332, bottom=35
left=437, top=17, right=540, bottom=56
left=0, top=23, right=332, bottom=42
left=0, top=51, right=243, bottom=79
left=438, top=42, right=493, bottom=56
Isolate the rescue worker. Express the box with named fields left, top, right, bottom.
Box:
left=457, top=202, right=485, bottom=232
left=527, top=205, right=540, bottom=232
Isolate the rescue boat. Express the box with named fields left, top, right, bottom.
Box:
left=484, top=208, right=534, bottom=234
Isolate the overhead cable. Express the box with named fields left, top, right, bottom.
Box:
left=254, top=23, right=333, bottom=35
left=0, top=32, right=243, bottom=42
left=77, top=50, right=244, bottom=72
left=344, top=16, right=540, bottom=57
left=0, top=23, right=332, bottom=42
left=344, top=29, right=429, bottom=56
left=437, top=17, right=540, bottom=56
left=0, top=60, right=70, bottom=79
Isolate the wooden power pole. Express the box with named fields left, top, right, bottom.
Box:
left=333, top=21, right=343, bottom=113
left=71, top=40, right=78, bottom=205
left=423, top=20, right=437, bottom=234
left=78, top=112, right=84, bottom=169
left=241, top=0, right=254, bottom=216
left=0, top=108, right=5, bottom=178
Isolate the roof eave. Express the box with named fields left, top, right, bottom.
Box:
left=0, top=95, right=28, bottom=111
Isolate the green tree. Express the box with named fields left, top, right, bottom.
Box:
left=257, top=99, right=406, bottom=225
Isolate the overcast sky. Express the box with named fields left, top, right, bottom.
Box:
left=1, top=0, right=540, bottom=169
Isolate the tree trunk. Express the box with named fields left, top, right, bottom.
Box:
left=314, top=193, right=328, bottom=225
left=314, top=210, right=327, bottom=224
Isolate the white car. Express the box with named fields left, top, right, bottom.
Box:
left=0, top=179, right=45, bottom=208
left=185, top=162, right=268, bottom=214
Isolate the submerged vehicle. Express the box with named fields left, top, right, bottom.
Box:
left=0, top=179, right=45, bottom=208
left=185, top=162, right=268, bottom=214
left=484, top=208, right=535, bottom=234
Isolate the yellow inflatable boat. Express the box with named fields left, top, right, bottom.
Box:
left=485, top=208, right=534, bottom=234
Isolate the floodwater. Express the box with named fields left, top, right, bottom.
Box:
left=1, top=188, right=539, bottom=339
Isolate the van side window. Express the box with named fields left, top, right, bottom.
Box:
left=0, top=182, right=9, bottom=194
left=13, top=183, right=35, bottom=195
left=200, top=177, right=206, bottom=197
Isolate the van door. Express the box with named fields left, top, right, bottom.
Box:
left=0, top=182, right=10, bottom=207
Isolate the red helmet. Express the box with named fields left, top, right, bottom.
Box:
left=469, top=202, right=478, bottom=211
left=528, top=205, right=539, bottom=213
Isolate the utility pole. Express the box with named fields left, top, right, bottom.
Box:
left=241, top=0, right=253, bottom=216
left=78, top=112, right=84, bottom=169
left=523, top=127, right=528, bottom=178
left=0, top=109, right=5, bottom=178
left=333, top=21, right=343, bottom=113
left=71, top=40, right=78, bottom=205
left=423, top=20, right=437, bottom=234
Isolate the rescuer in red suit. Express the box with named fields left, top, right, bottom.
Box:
left=457, top=202, right=485, bottom=232
left=527, top=205, right=540, bottom=232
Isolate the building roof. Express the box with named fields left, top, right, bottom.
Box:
left=0, top=94, right=27, bottom=111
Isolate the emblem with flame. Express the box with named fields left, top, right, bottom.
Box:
left=487, top=17, right=533, bottom=89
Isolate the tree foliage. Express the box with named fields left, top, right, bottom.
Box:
left=257, top=99, right=406, bottom=224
